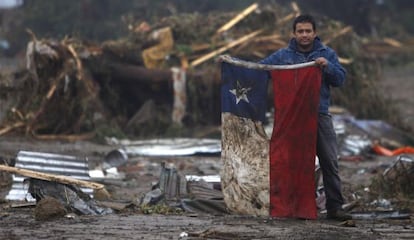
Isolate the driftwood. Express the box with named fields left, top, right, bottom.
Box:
left=190, top=30, right=263, bottom=67
left=0, top=164, right=111, bottom=199
left=216, top=3, right=259, bottom=34
left=0, top=122, right=25, bottom=136
left=109, top=63, right=173, bottom=84
left=383, top=38, right=403, bottom=48
left=32, top=132, right=95, bottom=142
left=276, top=2, right=301, bottom=25
left=323, top=26, right=353, bottom=45
left=0, top=165, right=105, bottom=190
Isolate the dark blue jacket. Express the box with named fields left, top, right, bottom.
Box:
left=259, top=37, right=346, bottom=114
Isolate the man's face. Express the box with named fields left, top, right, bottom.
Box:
left=293, top=22, right=316, bottom=51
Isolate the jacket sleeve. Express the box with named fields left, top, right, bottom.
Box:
left=323, top=50, right=346, bottom=87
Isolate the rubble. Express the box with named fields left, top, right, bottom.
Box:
left=1, top=151, right=102, bottom=201
left=371, top=155, right=414, bottom=203
left=27, top=178, right=112, bottom=215
left=139, top=162, right=228, bottom=215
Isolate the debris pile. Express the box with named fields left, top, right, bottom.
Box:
left=370, top=155, right=414, bottom=205
left=0, top=2, right=411, bottom=139
left=140, top=163, right=227, bottom=215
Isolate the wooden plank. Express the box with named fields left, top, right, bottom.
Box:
left=383, top=38, right=403, bottom=47
left=277, top=2, right=300, bottom=25
left=0, top=165, right=104, bottom=190
left=0, top=122, right=25, bottom=136
left=323, top=26, right=353, bottom=45
left=216, top=3, right=259, bottom=34
left=190, top=30, right=263, bottom=67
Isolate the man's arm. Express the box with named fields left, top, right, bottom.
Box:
left=316, top=51, right=346, bottom=87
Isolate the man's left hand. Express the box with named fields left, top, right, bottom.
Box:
left=315, top=57, right=328, bottom=68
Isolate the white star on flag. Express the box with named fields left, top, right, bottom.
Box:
left=229, top=80, right=251, bottom=104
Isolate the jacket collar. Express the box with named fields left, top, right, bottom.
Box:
left=288, top=36, right=325, bottom=52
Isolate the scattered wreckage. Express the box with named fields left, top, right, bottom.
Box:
left=0, top=2, right=410, bottom=140
left=1, top=109, right=413, bottom=221
left=0, top=0, right=413, bottom=228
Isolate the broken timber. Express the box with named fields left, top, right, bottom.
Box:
left=216, top=3, right=259, bottom=34
left=0, top=165, right=105, bottom=190
left=190, top=30, right=263, bottom=67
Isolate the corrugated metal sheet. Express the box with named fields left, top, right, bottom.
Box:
left=6, top=150, right=92, bottom=201
left=106, top=138, right=221, bottom=156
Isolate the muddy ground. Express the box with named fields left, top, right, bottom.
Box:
left=0, top=65, right=414, bottom=239
left=1, top=136, right=414, bottom=240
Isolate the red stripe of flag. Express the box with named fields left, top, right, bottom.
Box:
left=270, top=66, right=321, bottom=219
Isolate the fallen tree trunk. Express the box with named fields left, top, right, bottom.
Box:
left=109, top=63, right=173, bottom=84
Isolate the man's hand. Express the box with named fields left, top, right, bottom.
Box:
left=217, top=54, right=231, bottom=63
left=314, top=57, right=328, bottom=68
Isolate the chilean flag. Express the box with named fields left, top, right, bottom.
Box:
left=221, top=60, right=321, bottom=219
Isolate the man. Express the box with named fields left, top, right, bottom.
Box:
left=260, top=14, right=352, bottom=221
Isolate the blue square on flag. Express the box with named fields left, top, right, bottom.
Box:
left=221, top=62, right=269, bottom=123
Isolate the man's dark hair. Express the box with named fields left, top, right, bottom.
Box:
left=292, top=14, right=316, bottom=32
